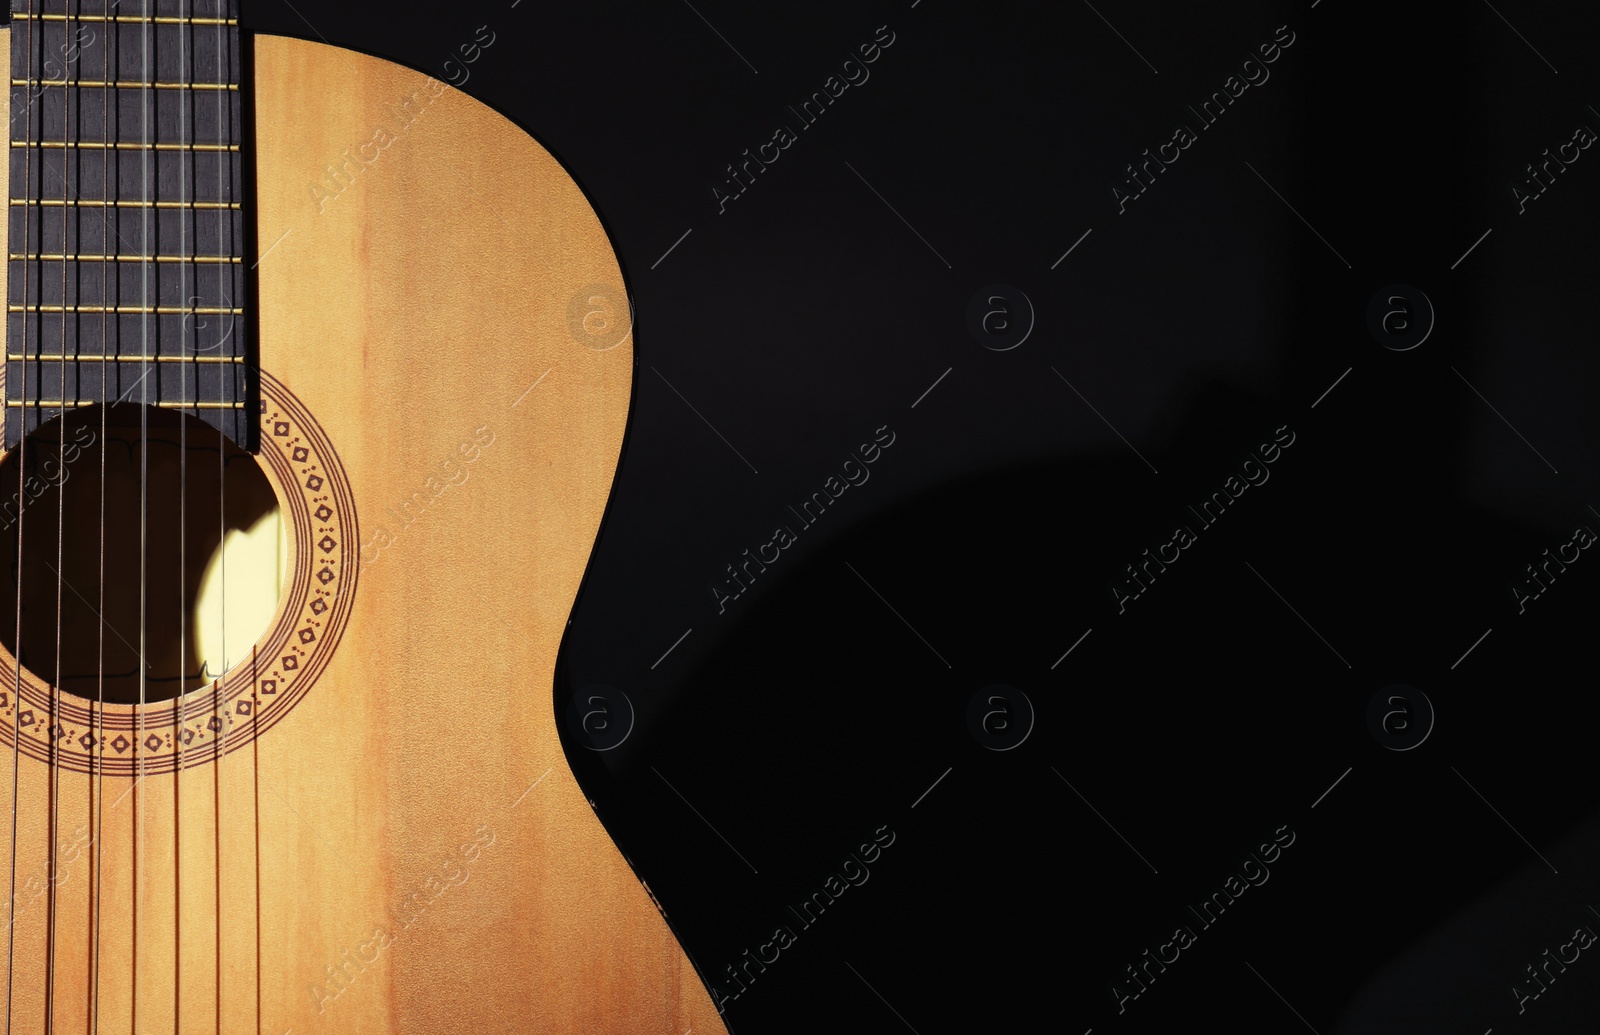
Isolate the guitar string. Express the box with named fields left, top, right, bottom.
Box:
left=212, top=4, right=229, bottom=1029
left=135, top=0, right=153, bottom=1029
left=46, top=0, right=79, bottom=1027
left=4, top=2, right=42, bottom=1035
left=176, top=0, right=190, bottom=1027
left=93, top=0, right=113, bottom=1026
left=5, top=0, right=35, bottom=1031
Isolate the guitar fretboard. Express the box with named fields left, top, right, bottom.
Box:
left=5, top=0, right=250, bottom=449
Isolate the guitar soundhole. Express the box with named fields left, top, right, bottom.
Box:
left=0, top=404, right=286, bottom=706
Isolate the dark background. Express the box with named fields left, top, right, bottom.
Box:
left=217, top=0, right=1600, bottom=1031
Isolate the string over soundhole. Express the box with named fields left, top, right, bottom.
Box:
left=0, top=403, right=283, bottom=705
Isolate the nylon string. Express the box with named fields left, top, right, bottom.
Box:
left=44, top=0, right=79, bottom=1026
left=5, top=1, right=37, bottom=1031
left=91, top=0, right=114, bottom=1028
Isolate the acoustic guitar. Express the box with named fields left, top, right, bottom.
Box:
left=0, top=2, right=727, bottom=1032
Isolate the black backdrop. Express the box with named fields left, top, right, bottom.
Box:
left=114, top=0, right=1600, bottom=1031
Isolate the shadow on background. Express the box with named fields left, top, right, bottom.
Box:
left=561, top=373, right=1600, bottom=1032
left=558, top=2, right=1600, bottom=1031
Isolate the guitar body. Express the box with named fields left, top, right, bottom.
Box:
left=0, top=28, right=726, bottom=1035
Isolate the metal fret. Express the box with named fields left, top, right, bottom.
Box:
left=10, top=14, right=239, bottom=25
left=7, top=400, right=248, bottom=410
left=11, top=79, right=239, bottom=90
left=10, top=253, right=242, bottom=262
left=12, top=141, right=241, bottom=152
left=9, top=305, right=245, bottom=315
left=7, top=355, right=246, bottom=363
left=10, top=200, right=243, bottom=209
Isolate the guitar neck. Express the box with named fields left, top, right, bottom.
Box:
left=5, top=0, right=252, bottom=450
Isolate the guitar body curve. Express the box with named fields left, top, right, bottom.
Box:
left=0, top=28, right=726, bottom=1035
